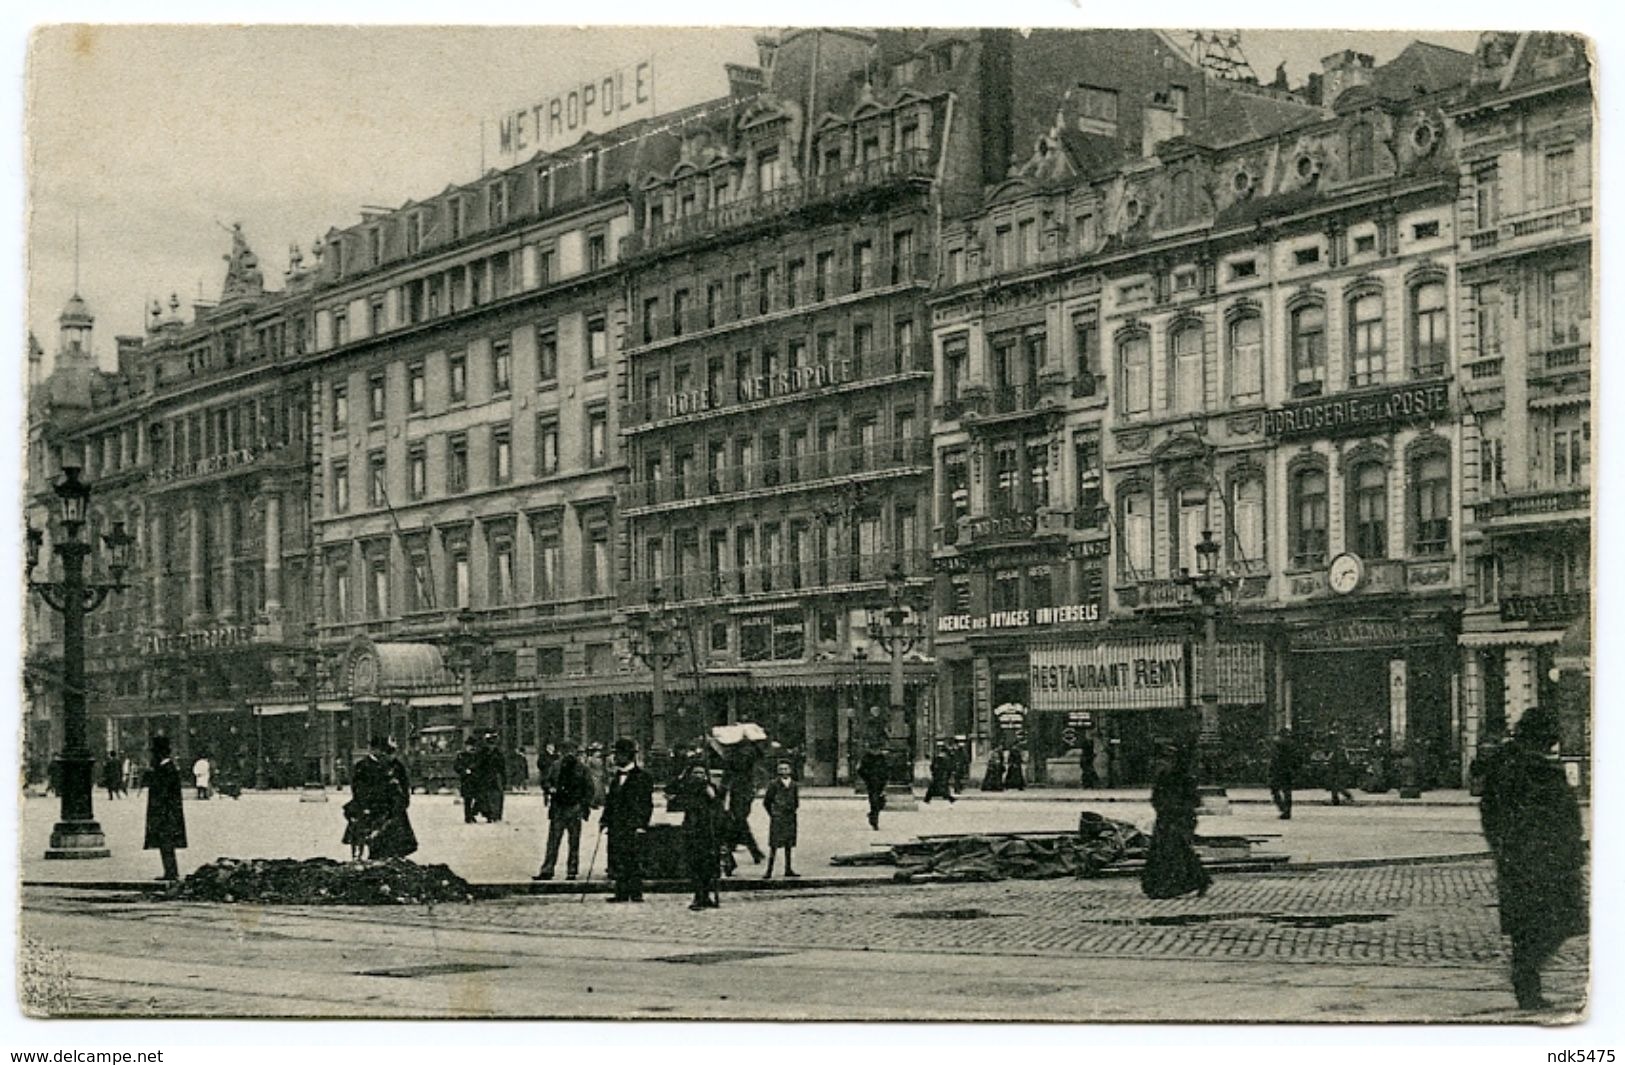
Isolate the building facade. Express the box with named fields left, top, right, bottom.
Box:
left=25, top=29, right=1594, bottom=790
left=1451, top=32, right=1592, bottom=784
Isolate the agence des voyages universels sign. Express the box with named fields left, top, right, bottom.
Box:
left=1264, top=381, right=1450, bottom=440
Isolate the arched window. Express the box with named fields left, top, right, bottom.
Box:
left=1228, top=312, right=1262, bottom=403
left=1169, top=321, right=1205, bottom=413
left=1120, top=488, right=1153, bottom=578
left=1290, top=303, right=1326, bottom=396
left=1230, top=476, right=1264, bottom=568
left=1411, top=280, right=1447, bottom=376
left=1173, top=485, right=1212, bottom=574
left=1119, top=333, right=1150, bottom=416
left=1410, top=450, right=1451, bottom=556
left=1348, top=121, right=1375, bottom=178
left=1289, top=466, right=1328, bottom=568
left=1348, top=461, right=1388, bottom=559
left=1348, top=291, right=1386, bottom=387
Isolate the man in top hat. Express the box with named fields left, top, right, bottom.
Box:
left=924, top=742, right=956, bottom=804
left=601, top=738, right=654, bottom=902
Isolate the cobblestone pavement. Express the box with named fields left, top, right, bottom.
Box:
left=19, top=859, right=1587, bottom=1021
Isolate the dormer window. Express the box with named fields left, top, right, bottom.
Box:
left=757, top=149, right=782, bottom=193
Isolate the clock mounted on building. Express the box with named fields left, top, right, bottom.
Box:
left=1327, top=552, right=1364, bottom=595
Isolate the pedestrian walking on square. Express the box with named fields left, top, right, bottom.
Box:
left=102, top=752, right=124, bottom=800
left=951, top=737, right=970, bottom=794
left=981, top=747, right=1005, bottom=792
left=537, top=742, right=560, bottom=806
left=924, top=743, right=956, bottom=803
left=601, top=738, right=653, bottom=902
left=121, top=753, right=137, bottom=796
left=192, top=754, right=212, bottom=800
left=143, top=735, right=186, bottom=881
left=857, top=742, right=890, bottom=830
left=1480, top=707, right=1586, bottom=1011
left=534, top=744, right=594, bottom=880
left=476, top=733, right=507, bottom=822
left=1269, top=728, right=1302, bottom=819
left=762, top=760, right=800, bottom=878
left=1079, top=737, right=1099, bottom=789
left=1003, top=747, right=1027, bottom=791
left=348, top=736, right=418, bottom=860
left=1326, top=735, right=1356, bottom=806
left=675, top=763, right=725, bottom=909
left=1141, top=744, right=1210, bottom=900
left=723, top=745, right=765, bottom=866
left=454, top=736, right=481, bottom=823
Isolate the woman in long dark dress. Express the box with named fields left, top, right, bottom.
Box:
left=762, top=760, right=800, bottom=879
left=1141, top=745, right=1211, bottom=899
left=143, top=735, right=187, bottom=881
left=346, top=737, right=418, bottom=860
left=1003, top=748, right=1027, bottom=791
left=374, top=740, right=419, bottom=859
left=981, top=748, right=1005, bottom=792
left=676, top=764, right=724, bottom=910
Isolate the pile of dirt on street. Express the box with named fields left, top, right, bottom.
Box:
left=175, top=857, right=474, bottom=905
left=832, top=810, right=1150, bottom=883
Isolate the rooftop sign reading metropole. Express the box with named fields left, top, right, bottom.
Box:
left=491, top=60, right=656, bottom=160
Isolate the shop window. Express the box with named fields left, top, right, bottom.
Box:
left=992, top=569, right=1021, bottom=611
left=1121, top=490, right=1152, bottom=578
left=1174, top=486, right=1212, bottom=574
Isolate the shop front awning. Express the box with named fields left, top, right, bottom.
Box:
left=405, top=692, right=511, bottom=708
left=1457, top=629, right=1566, bottom=648
left=252, top=701, right=347, bottom=716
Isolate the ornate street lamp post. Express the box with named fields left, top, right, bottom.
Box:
left=444, top=607, right=493, bottom=743
left=867, top=561, right=927, bottom=792
left=1175, top=528, right=1238, bottom=790
left=26, top=465, right=134, bottom=859
left=301, top=622, right=327, bottom=801
left=627, top=586, right=682, bottom=753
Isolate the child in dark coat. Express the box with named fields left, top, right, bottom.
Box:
left=762, top=760, right=801, bottom=878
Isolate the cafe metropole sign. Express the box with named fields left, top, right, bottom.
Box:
left=491, top=60, right=656, bottom=160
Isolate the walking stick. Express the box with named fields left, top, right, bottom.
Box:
left=579, top=824, right=605, bottom=903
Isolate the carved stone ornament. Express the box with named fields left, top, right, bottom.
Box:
left=1227, top=412, right=1264, bottom=435
left=1114, top=427, right=1151, bottom=453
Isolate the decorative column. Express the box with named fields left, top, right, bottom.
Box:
left=218, top=492, right=238, bottom=621
left=263, top=484, right=283, bottom=616
left=186, top=495, right=206, bottom=625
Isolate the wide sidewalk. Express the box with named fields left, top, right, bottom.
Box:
left=19, top=783, right=1493, bottom=888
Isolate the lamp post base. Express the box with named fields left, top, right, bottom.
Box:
left=45, top=820, right=110, bottom=859
left=884, top=782, right=918, bottom=811
left=299, top=784, right=328, bottom=803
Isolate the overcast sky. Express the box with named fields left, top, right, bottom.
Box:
left=26, top=25, right=1482, bottom=369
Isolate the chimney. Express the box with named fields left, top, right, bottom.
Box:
left=755, top=33, right=780, bottom=75
left=1142, top=97, right=1187, bottom=157
left=1320, top=50, right=1375, bottom=104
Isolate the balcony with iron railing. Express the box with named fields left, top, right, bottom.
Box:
left=624, top=342, right=930, bottom=429
left=935, top=382, right=1065, bottom=423
left=147, top=440, right=302, bottom=490
left=1464, top=202, right=1592, bottom=256
left=937, top=507, right=1077, bottom=548
left=1530, top=343, right=1590, bottom=379
left=618, top=438, right=930, bottom=513
left=621, top=149, right=936, bottom=259
left=1474, top=484, right=1591, bottom=524
left=621, top=548, right=932, bottom=608
left=631, top=254, right=933, bottom=352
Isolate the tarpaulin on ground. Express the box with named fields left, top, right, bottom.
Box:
left=831, top=810, right=1150, bottom=883
left=175, top=857, right=474, bottom=905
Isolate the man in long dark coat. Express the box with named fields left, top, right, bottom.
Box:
left=1268, top=728, right=1302, bottom=819
left=143, top=735, right=186, bottom=881
left=722, top=745, right=764, bottom=866
left=1480, top=707, right=1586, bottom=1010
left=533, top=744, right=593, bottom=880
left=675, top=764, right=724, bottom=909
left=476, top=734, right=507, bottom=822
left=454, top=737, right=481, bottom=822
left=857, top=743, right=890, bottom=830
left=601, top=738, right=653, bottom=902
